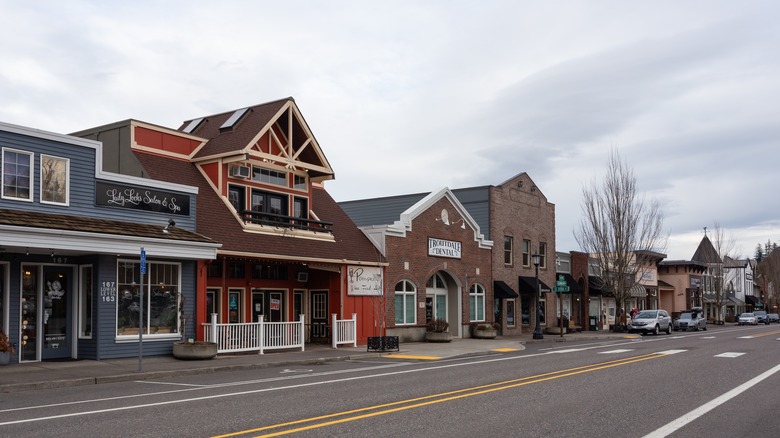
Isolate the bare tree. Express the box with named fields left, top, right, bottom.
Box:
left=696, top=223, right=736, bottom=323
left=757, top=241, right=780, bottom=313
left=575, top=149, right=668, bottom=327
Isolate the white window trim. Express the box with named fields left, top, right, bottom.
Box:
left=79, top=265, right=93, bottom=339
left=395, top=280, right=417, bottom=326
left=1, top=147, right=34, bottom=202
left=115, top=259, right=182, bottom=341
left=470, top=283, right=486, bottom=322
left=39, top=154, right=70, bottom=206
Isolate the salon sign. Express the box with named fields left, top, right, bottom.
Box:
left=428, top=237, right=462, bottom=259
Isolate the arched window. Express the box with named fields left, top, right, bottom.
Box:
left=395, top=280, right=416, bottom=325
left=470, top=283, right=485, bottom=321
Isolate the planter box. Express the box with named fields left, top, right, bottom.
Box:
left=472, top=329, right=497, bottom=339
left=425, top=331, right=452, bottom=343
left=172, top=342, right=218, bottom=360
left=366, top=336, right=400, bottom=352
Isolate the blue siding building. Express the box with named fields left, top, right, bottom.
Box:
left=0, top=121, right=219, bottom=362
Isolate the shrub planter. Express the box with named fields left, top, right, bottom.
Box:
left=472, top=329, right=497, bottom=339
left=424, top=331, right=452, bottom=343
left=172, top=341, right=218, bottom=360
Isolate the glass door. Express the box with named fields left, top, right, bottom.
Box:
left=42, top=266, right=72, bottom=360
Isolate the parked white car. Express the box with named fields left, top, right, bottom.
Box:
left=628, top=309, right=673, bottom=335
left=738, top=313, right=757, bottom=325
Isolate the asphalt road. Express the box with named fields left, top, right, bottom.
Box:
left=2, top=324, right=779, bottom=437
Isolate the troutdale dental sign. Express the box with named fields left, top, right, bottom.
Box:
left=428, top=237, right=462, bottom=259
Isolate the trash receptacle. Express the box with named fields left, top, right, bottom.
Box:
left=589, top=316, right=598, bottom=331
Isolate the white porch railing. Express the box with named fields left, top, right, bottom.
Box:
left=332, top=313, right=357, bottom=349
left=202, top=314, right=305, bottom=354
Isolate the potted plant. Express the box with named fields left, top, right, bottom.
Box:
left=425, top=318, right=452, bottom=342
left=470, top=322, right=499, bottom=339
left=0, top=330, right=14, bottom=365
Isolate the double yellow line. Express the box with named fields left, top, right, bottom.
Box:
left=215, top=352, right=667, bottom=438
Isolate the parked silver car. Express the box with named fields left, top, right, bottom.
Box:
left=768, top=313, right=780, bottom=323
left=628, top=309, right=673, bottom=335
left=738, top=312, right=757, bottom=325
left=673, top=311, right=707, bottom=331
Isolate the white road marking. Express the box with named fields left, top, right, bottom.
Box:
left=737, top=336, right=755, bottom=339
left=643, top=363, right=780, bottom=437
left=702, top=336, right=716, bottom=339
left=714, top=352, right=745, bottom=358
left=599, top=349, right=633, bottom=354
left=549, top=348, right=588, bottom=354
left=657, top=350, right=686, bottom=355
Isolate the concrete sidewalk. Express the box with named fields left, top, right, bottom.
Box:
left=0, top=331, right=628, bottom=393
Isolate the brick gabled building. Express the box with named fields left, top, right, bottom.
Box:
left=74, top=97, right=386, bottom=344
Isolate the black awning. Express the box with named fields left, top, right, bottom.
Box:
left=745, top=295, right=763, bottom=308
left=557, top=273, right=583, bottom=294
left=493, top=280, right=519, bottom=299
left=518, top=276, right=552, bottom=294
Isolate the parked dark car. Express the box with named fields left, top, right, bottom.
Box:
left=673, top=311, right=707, bottom=331
left=768, top=313, right=780, bottom=323
left=753, top=310, right=770, bottom=325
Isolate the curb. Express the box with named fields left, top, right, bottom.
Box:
left=0, top=353, right=377, bottom=394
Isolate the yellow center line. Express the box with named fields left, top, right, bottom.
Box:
left=213, top=353, right=664, bottom=438
left=751, top=329, right=780, bottom=338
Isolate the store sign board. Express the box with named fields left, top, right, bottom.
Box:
left=347, top=266, right=383, bottom=296
left=96, top=181, right=190, bottom=215
left=428, top=237, right=462, bottom=259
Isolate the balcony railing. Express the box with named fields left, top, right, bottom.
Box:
left=239, top=209, right=333, bottom=232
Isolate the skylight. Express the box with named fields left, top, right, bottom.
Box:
left=182, top=117, right=203, bottom=133
left=220, top=108, right=249, bottom=130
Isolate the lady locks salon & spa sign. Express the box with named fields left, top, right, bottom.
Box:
left=95, top=181, right=190, bottom=216
left=428, top=237, right=462, bottom=259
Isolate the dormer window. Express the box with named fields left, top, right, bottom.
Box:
left=293, top=174, right=307, bottom=190
left=252, top=166, right=286, bottom=186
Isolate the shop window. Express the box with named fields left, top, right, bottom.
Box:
left=228, top=262, right=245, bottom=279
left=207, top=262, right=223, bottom=278
left=252, top=264, right=288, bottom=280
left=522, top=239, right=530, bottom=267
left=116, top=260, right=180, bottom=337
left=2, top=148, right=33, bottom=201
left=79, top=265, right=93, bottom=338
left=506, top=299, right=515, bottom=327
left=539, top=242, right=547, bottom=268
left=40, top=154, right=69, bottom=205
left=469, top=283, right=485, bottom=321
left=394, top=280, right=416, bottom=325
left=503, top=236, right=513, bottom=265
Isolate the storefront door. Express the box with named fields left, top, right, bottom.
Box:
left=310, top=290, right=328, bottom=340
left=42, top=266, right=72, bottom=360
left=251, top=290, right=284, bottom=323
left=20, top=265, right=73, bottom=361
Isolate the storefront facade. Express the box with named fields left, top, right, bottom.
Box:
left=0, top=121, right=219, bottom=363
left=73, top=98, right=386, bottom=345
left=354, top=188, right=493, bottom=341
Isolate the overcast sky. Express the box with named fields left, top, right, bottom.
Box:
left=2, top=1, right=778, bottom=260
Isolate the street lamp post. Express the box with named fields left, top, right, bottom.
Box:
left=532, top=253, right=544, bottom=340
